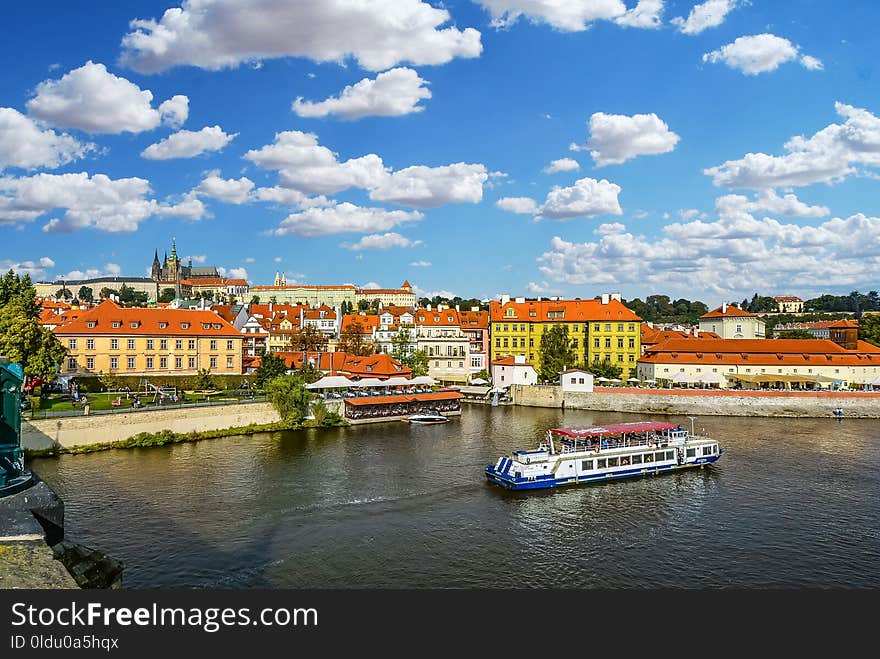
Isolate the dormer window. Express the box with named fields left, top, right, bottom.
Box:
left=202, top=323, right=211, bottom=329
left=87, top=321, right=96, bottom=328
left=112, top=321, right=121, bottom=328
left=213, top=324, right=221, bottom=330
left=130, top=321, right=139, bottom=329
left=159, top=322, right=168, bottom=329
left=181, top=322, right=190, bottom=329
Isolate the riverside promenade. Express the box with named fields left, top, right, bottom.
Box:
left=511, top=385, right=880, bottom=418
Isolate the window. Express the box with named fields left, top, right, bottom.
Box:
left=67, top=357, right=77, bottom=370
left=227, top=356, right=234, bottom=368
left=175, top=357, right=182, bottom=369
left=605, top=338, right=611, bottom=348
left=130, top=322, right=139, bottom=329
left=686, top=448, right=696, bottom=458
left=227, top=340, right=234, bottom=350
left=644, top=453, right=654, bottom=463
left=181, top=322, right=190, bottom=329
left=210, top=340, right=217, bottom=350
left=736, top=324, right=742, bottom=333
left=127, top=339, right=135, bottom=350
left=87, top=321, right=96, bottom=328
left=87, top=339, right=94, bottom=350
left=628, top=355, right=635, bottom=362
left=503, top=338, right=508, bottom=348
left=175, top=340, right=183, bottom=350
left=631, top=454, right=642, bottom=465
left=596, top=458, right=607, bottom=469
left=655, top=452, right=667, bottom=462
left=702, top=446, right=713, bottom=456
left=579, top=378, right=584, bottom=384
left=572, top=339, right=579, bottom=348
left=110, top=339, right=119, bottom=350
left=160, top=339, right=167, bottom=350
left=594, top=338, right=600, bottom=348
left=581, top=460, right=593, bottom=471
left=629, top=338, right=635, bottom=349
left=594, top=324, right=599, bottom=331
left=607, top=457, right=619, bottom=467
left=110, top=357, right=118, bottom=370
left=160, top=357, right=167, bottom=369
left=617, top=354, right=623, bottom=362
left=146, top=339, right=153, bottom=350
left=112, top=321, right=121, bottom=328
left=529, top=338, right=534, bottom=347
left=628, top=324, right=634, bottom=332
left=146, top=357, right=153, bottom=369
left=188, top=357, right=195, bottom=369
left=159, top=322, right=168, bottom=329
left=495, top=338, right=501, bottom=348
left=503, top=324, right=508, bottom=332
left=86, top=357, right=94, bottom=370
left=446, top=361, right=451, bottom=368
left=618, top=324, right=623, bottom=332
left=68, top=339, right=77, bottom=349
left=189, top=340, right=197, bottom=350
left=618, top=338, right=624, bottom=348
left=570, top=377, right=577, bottom=384
left=666, top=451, right=675, bottom=461
left=604, top=324, right=611, bottom=332
left=127, top=357, right=135, bottom=370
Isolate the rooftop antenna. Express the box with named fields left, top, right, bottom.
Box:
left=687, top=416, right=697, bottom=436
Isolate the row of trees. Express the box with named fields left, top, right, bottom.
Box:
left=624, top=295, right=708, bottom=325
left=537, top=325, right=623, bottom=382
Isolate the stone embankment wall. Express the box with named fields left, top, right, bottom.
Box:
left=22, top=402, right=281, bottom=451
left=511, top=385, right=880, bottom=418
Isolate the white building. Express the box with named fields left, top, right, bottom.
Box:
left=414, top=306, right=470, bottom=385
left=560, top=368, right=594, bottom=392
left=491, top=355, right=538, bottom=387
left=699, top=303, right=765, bottom=339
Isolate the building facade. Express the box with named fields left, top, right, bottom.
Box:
left=489, top=294, right=642, bottom=378
left=414, top=307, right=470, bottom=385
left=699, top=304, right=766, bottom=339
left=773, top=296, right=805, bottom=313
left=491, top=355, right=538, bottom=387
left=54, top=300, right=243, bottom=376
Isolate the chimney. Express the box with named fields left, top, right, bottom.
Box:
left=427, top=304, right=432, bottom=311
left=611, top=292, right=622, bottom=302
left=471, top=306, right=478, bottom=312
left=694, top=327, right=699, bottom=338
left=722, top=302, right=727, bottom=313
left=515, top=296, right=525, bottom=303
left=601, top=294, right=609, bottom=305
left=455, top=304, right=460, bottom=312
left=537, top=296, right=542, bottom=302
left=500, top=294, right=510, bottom=305
left=269, top=302, right=273, bottom=314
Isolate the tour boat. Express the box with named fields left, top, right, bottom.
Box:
left=485, top=420, right=723, bottom=490
left=404, top=413, right=448, bottom=424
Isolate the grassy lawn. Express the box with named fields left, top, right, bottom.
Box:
left=33, top=390, right=256, bottom=415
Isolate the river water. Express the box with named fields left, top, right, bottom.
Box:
left=31, top=405, right=880, bottom=588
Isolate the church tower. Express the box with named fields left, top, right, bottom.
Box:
left=151, top=250, right=161, bottom=281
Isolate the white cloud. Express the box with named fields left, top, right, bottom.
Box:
left=154, top=193, right=208, bottom=221
left=715, top=190, right=829, bottom=218
left=183, top=254, right=207, bottom=263
left=412, top=285, right=457, bottom=299
left=218, top=266, right=249, bottom=281
left=274, top=202, right=422, bottom=237
left=410, top=260, right=431, bottom=267
left=672, top=0, right=739, bottom=35
left=369, top=163, right=488, bottom=208
left=800, top=55, right=824, bottom=71
left=361, top=281, right=381, bottom=290
left=57, top=263, right=122, bottom=281
left=615, top=0, right=664, bottom=29
left=273, top=257, right=282, bottom=263
left=679, top=208, right=702, bottom=220
left=702, top=34, right=821, bottom=76
left=246, top=130, right=488, bottom=207
left=195, top=173, right=254, bottom=204
left=476, top=0, right=661, bottom=32
left=537, top=212, right=880, bottom=296
left=141, top=125, right=236, bottom=160
left=0, top=257, right=56, bottom=281
left=120, top=0, right=482, bottom=73
left=543, top=158, right=580, bottom=174
left=292, top=68, right=431, bottom=120
left=527, top=280, right=562, bottom=294
left=571, top=111, right=680, bottom=166
left=0, top=108, right=93, bottom=172
left=26, top=61, right=180, bottom=134
left=495, top=196, right=539, bottom=214
left=539, top=177, right=623, bottom=220
left=158, top=95, right=189, bottom=128
left=0, top=171, right=205, bottom=232
left=705, top=102, right=880, bottom=189
left=342, top=232, right=423, bottom=250
left=244, top=257, right=255, bottom=264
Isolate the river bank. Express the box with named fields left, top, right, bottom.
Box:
left=511, top=385, right=880, bottom=417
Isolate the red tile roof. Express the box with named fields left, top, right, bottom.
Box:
left=341, top=314, right=381, bottom=332
left=700, top=304, right=754, bottom=318
left=251, top=284, right=357, bottom=290
left=415, top=309, right=461, bottom=326
left=273, top=351, right=411, bottom=378
left=773, top=296, right=803, bottom=302
left=459, top=310, right=489, bottom=328
left=489, top=298, right=641, bottom=322
left=829, top=319, right=859, bottom=329
left=491, top=356, right=534, bottom=367
left=345, top=391, right=461, bottom=407
left=53, top=299, right=241, bottom=337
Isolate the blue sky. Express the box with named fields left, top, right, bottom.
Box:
left=1, top=0, right=878, bottom=305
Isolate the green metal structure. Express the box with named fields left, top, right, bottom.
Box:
left=0, top=356, right=34, bottom=496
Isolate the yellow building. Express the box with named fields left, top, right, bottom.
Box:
left=489, top=294, right=642, bottom=378
left=53, top=300, right=243, bottom=376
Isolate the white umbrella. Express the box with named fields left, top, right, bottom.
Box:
left=410, top=376, right=438, bottom=385
left=305, top=375, right=354, bottom=390
left=670, top=372, right=697, bottom=383
left=470, top=377, right=489, bottom=385
left=610, top=378, right=622, bottom=383
left=627, top=377, right=640, bottom=382
left=596, top=377, right=610, bottom=382
left=699, top=372, right=726, bottom=384
left=644, top=379, right=657, bottom=384
left=352, top=377, right=385, bottom=387
left=383, top=376, right=411, bottom=387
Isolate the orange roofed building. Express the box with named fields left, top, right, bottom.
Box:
left=53, top=299, right=243, bottom=376
left=698, top=303, right=766, bottom=339
left=637, top=337, right=880, bottom=387
left=269, top=351, right=412, bottom=380
left=489, top=293, right=642, bottom=378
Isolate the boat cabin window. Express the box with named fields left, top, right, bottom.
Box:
left=607, top=457, right=619, bottom=467
left=666, top=451, right=675, bottom=461
left=686, top=448, right=696, bottom=458
left=643, top=453, right=654, bottom=463
left=631, top=454, right=642, bottom=464
left=702, top=446, right=713, bottom=456
left=596, top=458, right=607, bottom=469
left=655, top=451, right=667, bottom=462
left=581, top=460, right=593, bottom=471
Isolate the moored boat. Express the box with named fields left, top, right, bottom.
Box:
left=404, top=413, right=448, bottom=424
left=485, top=420, right=723, bottom=490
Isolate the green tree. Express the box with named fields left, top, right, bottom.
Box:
left=337, top=319, right=375, bottom=356
left=293, top=360, right=323, bottom=384
left=288, top=325, right=328, bottom=352
left=860, top=314, right=880, bottom=348
left=357, top=299, right=370, bottom=312
left=0, top=271, right=67, bottom=383
left=265, top=375, right=312, bottom=424
left=250, top=295, right=260, bottom=305
left=538, top=324, right=576, bottom=382
left=118, top=283, right=135, bottom=304
left=586, top=359, right=623, bottom=380
left=99, top=287, right=117, bottom=300
left=78, top=286, right=93, bottom=303
left=472, top=368, right=490, bottom=383
left=55, top=288, right=72, bottom=300
left=194, top=368, right=215, bottom=391
left=158, top=288, right=176, bottom=303
left=390, top=327, right=414, bottom=361
left=401, top=349, right=429, bottom=377
left=776, top=330, right=815, bottom=339
left=253, top=352, right=289, bottom=387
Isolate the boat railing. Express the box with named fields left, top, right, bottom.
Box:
left=558, top=433, right=683, bottom=454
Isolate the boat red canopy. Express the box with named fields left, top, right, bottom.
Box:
left=550, top=421, right=677, bottom=438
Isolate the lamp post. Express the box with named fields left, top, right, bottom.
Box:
left=0, top=356, right=34, bottom=497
